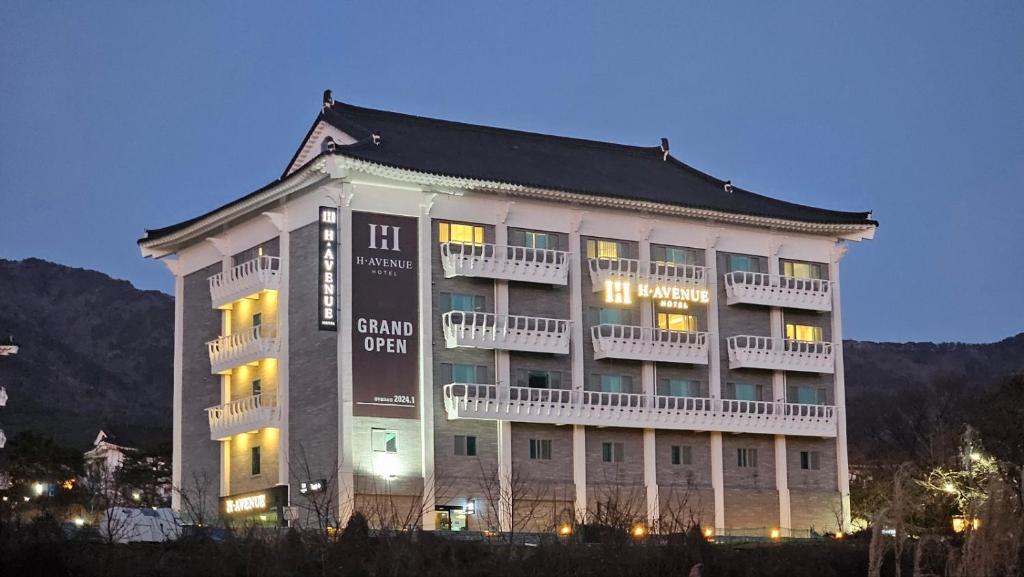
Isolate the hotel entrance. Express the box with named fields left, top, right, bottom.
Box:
left=220, top=485, right=290, bottom=527
left=434, top=505, right=467, bottom=531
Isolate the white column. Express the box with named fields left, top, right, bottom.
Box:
left=337, top=184, right=356, bottom=526
left=418, top=196, right=437, bottom=530
left=217, top=251, right=232, bottom=498
left=705, top=233, right=725, bottom=532
left=494, top=204, right=513, bottom=532
left=266, top=212, right=291, bottom=489
left=768, top=242, right=791, bottom=534
left=166, top=259, right=184, bottom=510
left=638, top=227, right=658, bottom=529
left=830, top=243, right=852, bottom=532
left=568, top=212, right=587, bottom=522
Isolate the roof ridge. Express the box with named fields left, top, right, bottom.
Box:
left=328, top=100, right=665, bottom=157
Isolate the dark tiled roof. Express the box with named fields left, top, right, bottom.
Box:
left=140, top=101, right=875, bottom=245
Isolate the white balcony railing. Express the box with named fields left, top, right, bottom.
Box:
left=441, top=312, right=570, bottom=354
left=207, top=323, right=280, bottom=374
left=206, top=394, right=281, bottom=440
left=723, top=271, right=833, bottom=311
left=443, top=384, right=838, bottom=437
left=208, top=256, right=281, bottom=309
left=591, top=324, right=709, bottom=364
left=440, top=242, right=570, bottom=285
left=726, top=335, right=834, bottom=374
left=0, top=386, right=7, bottom=407
left=587, top=258, right=707, bottom=292
left=0, top=429, right=5, bottom=449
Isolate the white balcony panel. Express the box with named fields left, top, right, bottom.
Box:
left=208, top=256, right=281, bottom=309
left=587, top=258, right=707, bottom=292
left=0, top=386, right=7, bottom=407
left=440, top=242, right=570, bottom=285
left=443, top=384, right=837, bottom=437
left=723, top=271, right=832, bottom=311
left=442, top=312, right=570, bottom=354
left=0, top=429, right=5, bottom=449
left=206, top=394, right=281, bottom=440
left=727, top=335, right=834, bottom=374
left=591, top=324, right=709, bottom=364
left=207, top=323, right=280, bottom=374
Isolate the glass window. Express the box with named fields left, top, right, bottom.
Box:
left=528, top=371, right=550, bottom=389
left=661, top=247, right=696, bottom=266
left=796, top=387, right=821, bottom=405
left=454, top=435, right=477, bottom=457
left=251, top=379, right=262, bottom=397
left=666, top=379, right=696, bottom=397
left=800, top=451, right=820, bottom=470
left=252, top=312, right=262, bottom=327
left=737, top=448, right=758, bottom=468
left=786, top=324, right=823, bottom=342
left=729, top=255, right=755, bottom=272
left=671, top=445, right=693, bottom=465
left=601, top=442, right=625, bottom=463
left=524, top=231, right=551, bottom=250
left=734, top=383, right=759, bottom=401
left=449, top=293, right=483, bottom=312
left=598, top=308, right=631, bottom=325
left=251, top=446, right=261, bottom=476
left=451, top=364, right=478, bottom=383
left=529, top=439, right=552, bottom=460
left=783, top=261, right=822, bottom=279
left=586, top=239, right=623, bottom=260
left=439, top=222, right=484, bottom=245
left=599, top=375, right=625, bottom=393
left=657, top=312, right=697, bottom=332
left=371, top=429, right=399, bottom=454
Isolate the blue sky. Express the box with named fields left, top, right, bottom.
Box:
left=1, top=1, right=1021, bottom=343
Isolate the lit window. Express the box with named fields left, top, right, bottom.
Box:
left=371, top=429, right=399, bottom=454
left=586, top=239, right=622, bottom=260
left=786, top=324, right=823, bottom=342
left=251, top=446, right=261, bottom=476
left=665, top=379, right=696, bottom=397
left=800, top=451, right=820, bottom=470
left=454, top=435, right=477, bottom=457
left=439, top=222, right=484, bottom=245
left=671, top=445, right=693, bottom=465
left=524, top=231, right=551, bottom=250
left=251, top=379, right=262, bottom=397
left=529, top=439, right=552, bottom=460
left=602, top=442, right=625, bottom=463
left=737, top=448, right=758, bottom=468
left=783, top=261, right=822, bottom=279
left=657, top=312, right=697, bottom=332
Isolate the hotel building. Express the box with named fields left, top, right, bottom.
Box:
left=139, top=95, right=876, bottom=536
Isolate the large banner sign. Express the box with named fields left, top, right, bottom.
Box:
left=351, top=211, right=419, bottom=419
left=318, top=206, right=339, bottom=331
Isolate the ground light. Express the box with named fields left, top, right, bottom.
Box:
left=558, top=523, right=572, bottom=536
left=73, top=518, right=84, bottom=527
left=703, top=527, right=714, bottom=541
left=770, top=528, right=781, bottom=540
left=631, top=524, right=647, bottom=539
left=835, top=531, right=844, bottom=540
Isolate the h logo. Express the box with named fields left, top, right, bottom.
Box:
left=368, top=223, right=401, bottom=251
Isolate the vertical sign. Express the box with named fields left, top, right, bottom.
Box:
left=351, top=211, right=419, bottom=419
left=318, top=206, right=338, bottom=331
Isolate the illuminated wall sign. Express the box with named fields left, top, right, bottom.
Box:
left=299, top=480, right=327, bottom=495
left=220, top=485, right=289, bottom=520
left=225, top=493, right=267, bottom=514
left=318, top=206, right=339, bottom=331
left=351, top=212, right=419, bottom=419
left=605, top=279, right=710, bottom=310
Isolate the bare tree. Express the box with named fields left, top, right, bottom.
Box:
left=175, top=470, right=217, bottom=528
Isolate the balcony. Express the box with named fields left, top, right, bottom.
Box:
left=441, top=312, right=570, bottom=354
left=206, top=394, right=281, bottom=440
left=591, top=324, right=709, bottom=364
left=0, top=429, right=5, bottom=449
left=207, top=323, right=280, bottom=374
left=723, top=271, right=833, bottom=311
left=726, top=335, right=834, bottom=374
left=440, top=242, right=570, bottom=285
left=443, top=384, right=837, bottom=437
left=587, top=258, right=707, bottom=292
left=208, top=256, right=281, bottom=309
left=0, top=385, right=6, bottom=407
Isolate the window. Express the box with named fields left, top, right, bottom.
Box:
left=529, top=439, right=552, bottom=460
left=371, top=429, right=399, bottom=454
left=524, top=231, right=551, bottom=250
left=602, top=442, right=625, bottom=463
left=663, top=379, right=697, bottom=397
left=783, top=261, right=823, bottom=279
left=586, top=239, right=626, bottom=260
left=251, top=379, right=262, bottom=397
left=516, top=369, right=561, bottom=389
left=446, top=293, right=485, bottom=313
left=653, top=246, right=697, bottom=266
left=671, top=445, right=693, bottom=465
left=657, top=312, right=697, bottom=332
left=439, top=222, right=484, bottom=245
left=793, top=386, right=823, bottom=405
left=598, top=375, right=629, bottom=394
left=454, top=435, right=477, bottom=457
left=597, top=307, right=632, bottom=325
left=732, top=383, right=761, bottom=401
left=800, top=451, right=821, bottom=470
left=251, top=446, right=261, bottom=476
left=729, top=255, right=759, bottom=273
left=786, top=323, right=823, bottom=342
left=442, top=363, right=487, bottom=384
left=252, top=312, right=262, bottom=327
left=737, top=448, right=758, bottom=468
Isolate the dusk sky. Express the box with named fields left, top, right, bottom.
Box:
left=1, top=2, right=1021, bottom=343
